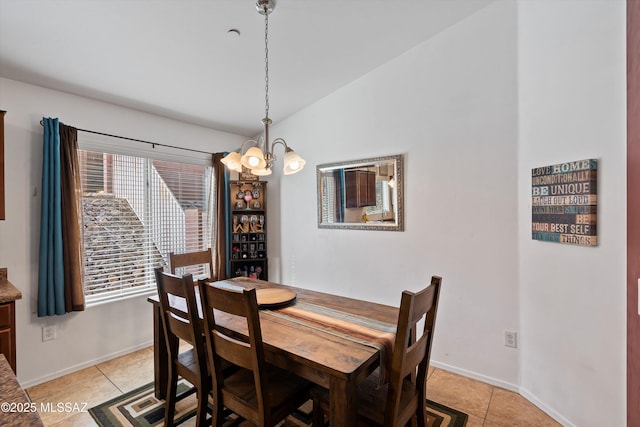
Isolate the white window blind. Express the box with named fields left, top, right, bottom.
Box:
left=77, top=140, right=214, bottom=306
left=321, top=174, right=337, bottom=224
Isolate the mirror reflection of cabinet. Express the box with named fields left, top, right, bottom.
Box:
left=317, top=154, right=404, bottom=231
left=0, top=110, right=5, bottom=220
left=345, top=170, right=376, bottom=208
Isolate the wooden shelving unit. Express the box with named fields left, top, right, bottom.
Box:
left=228, top=180, right=268, bottom=280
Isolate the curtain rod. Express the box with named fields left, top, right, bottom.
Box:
left=39, top=119, right=213, bottom=155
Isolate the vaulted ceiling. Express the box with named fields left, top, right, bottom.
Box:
left=0, top=0, right=494, bottom=136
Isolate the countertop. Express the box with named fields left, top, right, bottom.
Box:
left=0, top=354, right=44, bottom=426
left=0, top=268, right=21, bottom=304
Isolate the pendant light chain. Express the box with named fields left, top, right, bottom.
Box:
left=220, top=1, right=305, bottom=176
left=264, top=9, right=270, bottom=120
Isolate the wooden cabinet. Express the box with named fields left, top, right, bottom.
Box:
left=0, top=301, right=16, bottom=373
left=345, top=170, right=376, bottom=208
left=228, top=181, right=268, bottom=280
left=0, top=268, right=20, bottom=373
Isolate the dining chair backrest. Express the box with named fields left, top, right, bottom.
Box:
left=309, top=275, right=442, bottom=427
left=169, top=248, right=214, bottom=281
left=199, top=282, right=271, bottom=424
left=385, top=275, right=442, bottom=427
left=154, top=267, right=210, bottom=427
left=155, top=268, right=201, bottom=351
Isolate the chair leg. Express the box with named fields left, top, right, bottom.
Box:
left=164, top=369, right=178, bottom=427
left=312, top=397, right=326, bottom=427
left=195, top=384, right=209, bottom=427
left=416, top=405, right=427, bottom=427
left=211, top=394, right=225, bottom=427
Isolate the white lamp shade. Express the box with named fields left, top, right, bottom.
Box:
left=251, top=167, right=273, bottom=176
left=241, top=147, right=267, bottom=170
left=220, top=151, right=243, bottom=172
left=283, top=149, right=305, bottom=175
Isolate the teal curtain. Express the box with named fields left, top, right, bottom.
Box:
left=38, top=118, right=85, bottom=316
left=38, top=118, right=65, bottom=316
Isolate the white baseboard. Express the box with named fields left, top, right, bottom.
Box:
left=519, top=386, right=575, bottom=427
left=430, top=360, right=519, bottom=392
left=430, top=361, right=573, bottom=427
left=19, top=341, right=153, bottom=389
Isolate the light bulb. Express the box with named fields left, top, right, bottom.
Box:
left=283, top=148, right=305, bottom=175
left=241, top=146, right=267, bottom=170
left=248, top=156, right=260, bottom=167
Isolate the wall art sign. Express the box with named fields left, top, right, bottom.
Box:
left=531, top=159, right=597, bottom=246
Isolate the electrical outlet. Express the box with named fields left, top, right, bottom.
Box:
left=504, top=330, right=517, bottom=348
left=42, top=325, right=56, bottom=342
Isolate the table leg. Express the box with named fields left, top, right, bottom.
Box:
left=152, top=302, right=167, bottom=400
left=329, top=376, right=358, bottom=427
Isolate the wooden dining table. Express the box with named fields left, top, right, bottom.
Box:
left=147, top=277, right=399, bottom=427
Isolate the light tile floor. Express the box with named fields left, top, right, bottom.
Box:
left=25, top=347, right=560, bottom=426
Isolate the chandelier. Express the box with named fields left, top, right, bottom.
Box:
left=221, top=0, right=305, bottom=176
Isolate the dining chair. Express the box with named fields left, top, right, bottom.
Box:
left=311, top=275, right=442, bottom=427
left=169, top=248, right=214, bottom=281
left=154, top=268, right=210, bottom=427
left=198, top=281, right=312, bottom=427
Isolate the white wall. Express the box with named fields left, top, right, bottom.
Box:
left=0, top=77, right=245, bottom=386
left=517, top=1, right=626, bottom=426
left=269, top=1, right=626, bottom=426
left=269, top=1, right=521, bottom=389
left=0, top=0, right=627, bottom=424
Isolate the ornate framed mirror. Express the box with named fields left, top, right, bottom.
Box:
left=316, top=154, right=403, bottom=231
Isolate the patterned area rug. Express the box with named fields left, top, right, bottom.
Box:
left=90, top=380, right=467, bottom=427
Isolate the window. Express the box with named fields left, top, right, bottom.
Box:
left=320, top=170, right=344, bottom=224
left=77, top=136, right=214, bottom=305
left=321, top=173, right=337, bottom=223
